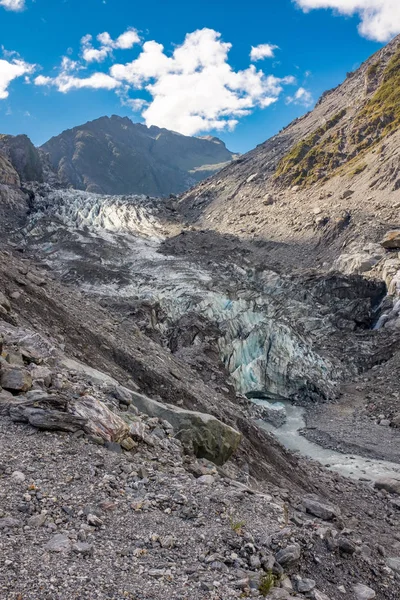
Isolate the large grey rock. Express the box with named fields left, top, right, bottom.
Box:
left=1, top=366, right=32, bottom=392
left=275, top=543, right=301, bottom=567
left=129, top=390, right=241, bottom=465
left=374, top=477, right=400, bottom=495
left=44, top=533, right=72, bottom=552
left=353, top=584, right=376, bottom=599
left=303, top=496, right=340, bottom=520
left=386, top=557, right=400, bottom=574
left=11, top=406, right=87, bottom=433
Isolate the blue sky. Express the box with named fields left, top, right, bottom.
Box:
left=0, top=0, right=396, bottom=152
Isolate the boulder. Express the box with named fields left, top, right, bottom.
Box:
left=374, top=477, right=400, bottom=495
left=44, top=533, right=72, bottom=553
left=353, top=584, right=376, bottom=600
left=129, top=390, right=241, bottom=465
left=275, top=543, right=301, bottom=567
left=11, top=406, right=87, bottom=433
left=68, top=395, right=129, bottom=443
left=30, top=365, right=53, bottom=387
left=303, top=496, right=340, bottom=520
left=386, top=557, right=400, bottom=574
left=380, top=230, right=400, bottom=250
left=1, top=366, right=32, bottom=392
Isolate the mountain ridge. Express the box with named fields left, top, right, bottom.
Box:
left=40, top=115, right=238, bottom=197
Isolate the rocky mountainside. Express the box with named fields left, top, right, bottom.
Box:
left=179, top=33, right=400, bottom=272
left=40, top=115, right=238, bottom=196
left=1, top=34, right=400, bottom=600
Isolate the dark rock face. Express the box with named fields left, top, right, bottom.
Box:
left=0, top=134, right=43, bottom=183
left=41, top=115, right=237, bottom=196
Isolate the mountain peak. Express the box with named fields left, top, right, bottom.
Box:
left=40, top=117, right=237, bottom=196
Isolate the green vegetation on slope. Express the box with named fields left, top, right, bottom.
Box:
left=356, top=47, right=400, bottom=141
left=274, top=110, right=347, bottom=186
left=274, top=46, right=400, bottom=188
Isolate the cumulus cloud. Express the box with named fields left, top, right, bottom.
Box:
left=294, top=0, right=400, bottom=41
left=286, top=86, right=314, bottom=106
left=250, top=43, right=279, bottom=61
left=0, top=57, right=34, bottom=99
left=0, top=0, right=25, bottom=11
left=81, top=28, right=140, bottom=63
left=34, top=56, right=121, bottom=92
left=34, top=28, right=296, bottom=136
left=110, top=29, right=294, bottom=135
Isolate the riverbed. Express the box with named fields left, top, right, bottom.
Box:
left=257, top=400, right=400, bottom=483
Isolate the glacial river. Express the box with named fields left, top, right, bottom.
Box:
left=256, top=400, right=400, bottom=483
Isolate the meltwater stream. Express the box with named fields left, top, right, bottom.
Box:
left=256, top=400, right=400, bottom=483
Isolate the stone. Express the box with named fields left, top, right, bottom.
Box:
left=1, top=367, right=32, bottom=392
left=11, top=406, right=87, bottom=433
left=196, top=475, right=215, bottom=485
left=129, top=390, right=241, bottom=465
left=386, top=557, right=400, bottom=574
left=87, top=513, right=103, bottom=527
left=296, top=578, right=316, bottom=593
left=353, top=584, right=376, bottom=600
left=263, top=194, right=275, bottom=206
left=341, top=189, right=354, bottom=199
left=120, top=436, right=137, bottom=451
left=30, top=365, right=52, bottom=387
left=303, top=496, right=340, bottom=520
left=0, top=517, right=21, bottom=529
left=337, top=536, right=356, bottom=554
left=72, top=542, right=93, bottom=555
left=11, top=470, right=26, bottom=483
left=68, top=395, right=129, bottom=443
left=275, top=543, right=301, bottom=567
left=374, top=477, right=400, bottom=495
left=28, top=513, right=47, bottom=527
left=380, top=230, right=400, bottom=250
left=44, top=533, right=72, bottom=552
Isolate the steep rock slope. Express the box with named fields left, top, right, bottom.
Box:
left=178, top=34, right=400, bottom=274
left=0, top=134, right=43, bottom=183
left=41, top=115, right=237, bottom=196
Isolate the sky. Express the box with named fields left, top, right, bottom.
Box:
left=0, top=0, right=398, bottom=153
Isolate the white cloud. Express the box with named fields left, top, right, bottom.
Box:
left=34, top=56, right=121, bottom=92
left=294, top=0, right=400, bottom=41
left=33, top=28, right=296, bottom=136
left=35, top=71, right=121, bottom=93
left=0, top=58, right=34, bottom=99
left=286, top=86, right=314, bottom=106
left=81, top=28, right=140, bottom=63
left=0, top=0, right=25, bottom=11
left=110, top=29, right=294, bottom=135
left=250, top=43, right=279, bottom=61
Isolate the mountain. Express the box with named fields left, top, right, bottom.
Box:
left=40, top=115, right=238, bottom=196
left=179, top=34, right=400, bottom=272
left=0, top=134, right=43, bottom=184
